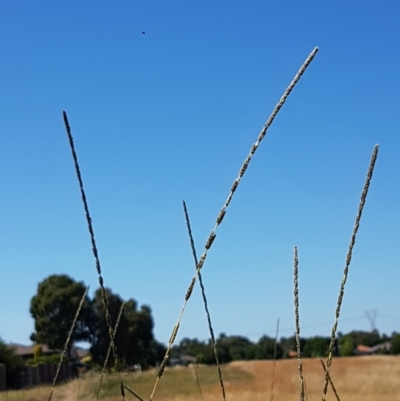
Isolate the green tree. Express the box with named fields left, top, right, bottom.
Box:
left=171, top=337, right=219, bottom=364
left=345, top=330, right=381, bottom=347
left=216, top=333, right=232, bottom=364
left=390, top=333, right=400, bottom=355
left=217, top=335, right=253, bottom=361
left=30, top=274, right=95, bottom=354
left=280, top=335, right=305, bottom=358
left=153, top=340, right=167, bottom=365
left=90, top=288, right=123, bottom=368
left=0, top=339, right=25, bottom=389
left=339, top=335, right=354, bottom=356
left=302, top=336, right=330, bottom=358
left=256, top=335, right=283, bottom=360
left=90, top=288, right=157, bottom=369
left=124, top=301, right=158, bottom=368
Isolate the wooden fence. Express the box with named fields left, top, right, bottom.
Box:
left=0, top=362, right=75, bottom=391
left=0, top=364, right=6, bottom=391
left=20, top=362, right=74, bottom=388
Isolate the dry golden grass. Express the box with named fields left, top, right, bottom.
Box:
left=228, top=356, right=400, bottom=401
left=2, top=356, right=400, bottom=401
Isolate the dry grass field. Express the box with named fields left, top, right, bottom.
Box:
left=1, top=355, right=399, bottom=401
left=229, top=356, right=400, bottom=401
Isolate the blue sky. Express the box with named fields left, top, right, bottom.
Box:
left=1, top=1, right=399, bottom=348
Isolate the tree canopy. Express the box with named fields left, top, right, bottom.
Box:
left=90, top=288, right=158, bottom=369
left=30, top=275, right=160, bottom=369
left=30, top=274, right=95, bottom=353
left=390, top=333, right=400, bottom=355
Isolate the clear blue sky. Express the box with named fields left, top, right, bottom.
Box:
left=1, top=1, right=399, bottom=347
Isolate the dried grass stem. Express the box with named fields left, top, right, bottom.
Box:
left=62, top=111, right=125, bottom=399
left=149, top=46, right=318, bottom=401
left=294, top=247, right=305, bottom=401
left=320, top=359, right=340, bottom=401
left=48, top=286, right=89, bottom=401
left=321, top=145, right=379, bottom=400
left=183, top=200, right=226, bottom=401
left=96, top=302, right=127, bottom=401
left=269, top=318, right=280, bottom=401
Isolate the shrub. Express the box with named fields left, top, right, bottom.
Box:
left=0, top=339, right=25, bottom=389
left=391, top=334, right=400, bottom=355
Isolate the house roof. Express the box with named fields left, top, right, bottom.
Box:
left=370, top=341, right=391, bottom=353
left=355, top=342, right=391, bottom=355
left=180, top=355, right=197, bottom=363
left=9, top=343, right=59, bottom=357
left=8, top=343, right=90, bottom=360
left=356, top=344, right=372, bottom=353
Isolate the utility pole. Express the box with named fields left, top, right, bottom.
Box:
left=365, top=310, right=377, bottom=332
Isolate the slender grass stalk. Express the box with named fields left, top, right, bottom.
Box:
left=124, top=385, right=145, bottom=401
left=183, top=200, right=226, bottom=401
left=269, top=318, right=280, bottom=401
left=96, top=302, right=126, bottom=401
left=304, top=378, right=309, bottom=401
left=194, top=363, right=205, bottom=401
left=321, top=145, right=379, bottom=401
left=62, top=111, right=125, bottom=400
left=294, top=247, right=305, bottom=401
left=149, top=47, right=318, bottom=401
left=48, top=285, right=89, bottom=401
left=320, top=359, right=340, bottom=401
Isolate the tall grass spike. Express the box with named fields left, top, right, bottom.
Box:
left=321, top=145, right=379, bottom=400
left=62, top=111, right=125, bottom=400
left=183, top=200, right=226, bottom=401
left=294, top=247, right=305, bottom=401
left=48, top=286, right=89, bottom=401
left=149, top=47, right=318, bottom=401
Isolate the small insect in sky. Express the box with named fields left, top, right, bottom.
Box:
left=141, top=31, right=146, bottom=35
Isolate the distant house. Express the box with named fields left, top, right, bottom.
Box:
left=169, top=355, right=197, bottom=367
left=355, top=344, right=373, bottom=355
left=9, top=343, right=90, bottom=362
left=355, top=342, right=391, bottom=355
left=9, top=343, right=60, bottom=361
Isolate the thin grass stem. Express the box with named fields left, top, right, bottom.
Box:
left=124, top=385, right=145, bottom=401
left=304, top=378, right=309, bottom=401
left=96, top=302, right=126, bottom=401
left=62, top=111, right=125, bottom=400
left=269, top=318, right=280, bottom=401
left=149, top=46, right=318, bottom=401
left=320, top=359, right=340, bottom=401
left=294, top=247, right=305, bottom=401
left=321, top=145, right=379, bottom=400
left=183, top=200, right=226, bottom=401
left=194, top=363, right=205, bottom=401
left=48, top=286, right=89, bottom=401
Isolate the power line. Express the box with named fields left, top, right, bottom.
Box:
left=244, top=315, right=366, bottom=338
